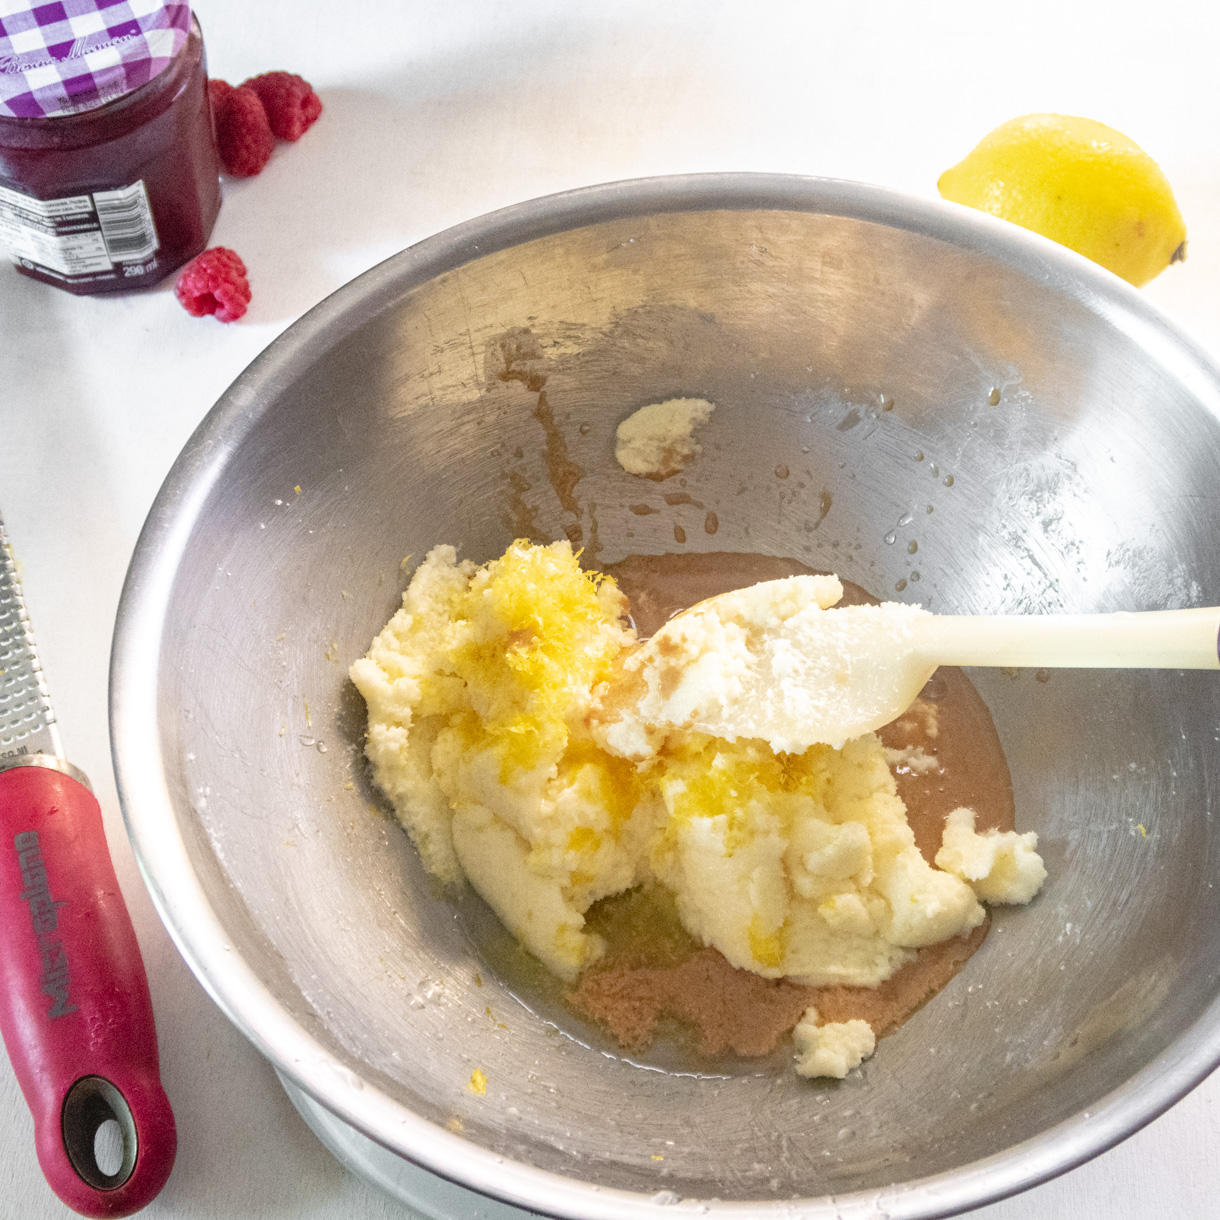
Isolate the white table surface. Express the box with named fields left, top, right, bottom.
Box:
left=4, top=1, right=1220, bottom=1215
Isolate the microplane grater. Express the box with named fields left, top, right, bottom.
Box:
left=0, top=513, right=178, bottom=1207
left=0, top=512, right=63, bottom=762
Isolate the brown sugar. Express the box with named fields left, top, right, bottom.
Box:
left=569, top=947, right=818, bottom=1056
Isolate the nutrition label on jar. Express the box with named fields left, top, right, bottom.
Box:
left=0, top=180, right=160, bottom=288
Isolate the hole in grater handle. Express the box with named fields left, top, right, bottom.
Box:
left=61, top=1075, right=138, bottom=1190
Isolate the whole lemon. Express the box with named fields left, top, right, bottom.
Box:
left=937, top=114, right=1186, bottom=287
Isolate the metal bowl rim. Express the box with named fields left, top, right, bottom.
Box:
left=110, top=170, right=1220, bottom=1220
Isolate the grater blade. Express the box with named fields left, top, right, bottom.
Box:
left=0, top=512, right=63, bottom=762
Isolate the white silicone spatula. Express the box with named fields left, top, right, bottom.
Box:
left=625, top=577, right=1220, bottom=752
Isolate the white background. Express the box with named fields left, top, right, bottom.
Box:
left=3, top=1, right=1220, bottom=1215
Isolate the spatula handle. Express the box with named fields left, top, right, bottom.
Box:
left=918, top=606, right=1220, bottom=670
left=0, top=760, right=176, bottom=1217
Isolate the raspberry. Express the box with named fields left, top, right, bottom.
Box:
left=207, top=78, right=233, bottom=114
left=209, top=80, right=274, bottom=177
left=243, top=72, right=322, bottom=141
left=175, top=248, right=251, bottom=323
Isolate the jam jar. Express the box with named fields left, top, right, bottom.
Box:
left=0, top=5, right=221, bottom=295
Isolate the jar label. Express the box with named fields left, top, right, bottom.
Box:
left=0, top=180, right=160, bottom=287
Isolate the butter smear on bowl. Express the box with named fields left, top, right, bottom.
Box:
left=615, top=398, right=716, bottom=478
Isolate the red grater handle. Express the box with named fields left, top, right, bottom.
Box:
left=0, top=762, right=176, bottom=1216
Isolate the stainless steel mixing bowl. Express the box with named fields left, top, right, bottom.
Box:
left=111, top=174, right=1220, bottom=1219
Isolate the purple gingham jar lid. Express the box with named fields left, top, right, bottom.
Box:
left=0, top=0, right=190, bottom=119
